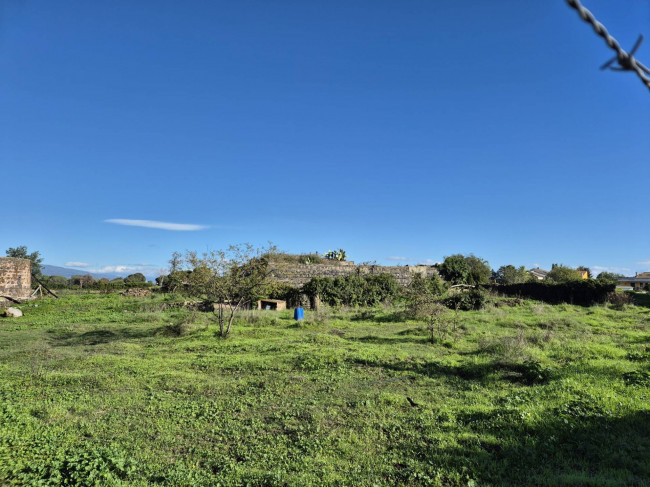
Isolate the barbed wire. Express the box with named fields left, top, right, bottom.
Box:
left=566, top=0, right=650, bottom=91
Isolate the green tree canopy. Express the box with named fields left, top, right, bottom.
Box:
left=494, top=265, right=531, bottom=285
left=438, top=254, right=491, bottom=285
left=546, top=264, right=583, bottom=283
left=465, top=254, right=492, bottom=285
left=45, top=275, right=68, bottom=288
left=5, top=246, right=43, bottom=277
left=125, top=273, right=147, bottom=283
left=438, top=255, right=470, bottom=284
left=596, top=271, right=625, bottom=285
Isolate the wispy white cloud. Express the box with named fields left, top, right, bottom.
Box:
left=105, top=219, right=208, bottom=231
left=636, top=260, right=650, bottom=266
left=65, top=262, right=90, bottom=268
left=591, top=265, right=631, bottom=275
left=387, top=256, right=409, bottom=261
left=89, top=265, right=142, bottom=274
left=418, top=259, right=439, bottom=265
left=87, top=264, right=160, bottom=278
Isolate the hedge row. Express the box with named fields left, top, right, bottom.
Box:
left=40, top=280, right=154, bottom=291
left=490, top=280, right=615, bottom=306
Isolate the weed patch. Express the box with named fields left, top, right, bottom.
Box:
left=1, top=293, right=648, bottom=485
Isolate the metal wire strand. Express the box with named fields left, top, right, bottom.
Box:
left=566, top=0, right=650, bottom=91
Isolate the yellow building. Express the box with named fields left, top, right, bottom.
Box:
left=618, top=272, right=650, bottom=290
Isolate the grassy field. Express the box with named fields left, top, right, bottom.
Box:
left=1, top=293, right=649, bottom=486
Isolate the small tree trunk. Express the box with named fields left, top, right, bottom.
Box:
left=226, top=311, right=235, bottom=336
left=216, top=303, right=225, bottom=337
left=225, top=301, right=242, bottom=336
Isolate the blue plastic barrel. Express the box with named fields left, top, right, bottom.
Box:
left=294, top=307, right=304, bottom=321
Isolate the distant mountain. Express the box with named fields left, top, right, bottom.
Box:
left=41, top=265, right=123, bottom=280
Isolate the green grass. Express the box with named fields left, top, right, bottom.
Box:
left=1, top=293, right=649, bottom=486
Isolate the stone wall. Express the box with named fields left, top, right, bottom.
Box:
left=0, top=258, right=32, bottom=299
left=269, top=261, right=438, bottom=288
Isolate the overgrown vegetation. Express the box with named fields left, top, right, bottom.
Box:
left=1, top=292, right=648, bottom=485
left=41, top=275, right=154, bottom=292
left=303, top=273, right=399, bottom=307
left=263, top=252, right=326, bottom=265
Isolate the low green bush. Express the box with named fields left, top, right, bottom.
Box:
left=607, top=291, right=630, bottom=310
left=303, top=273, right=399, bottom=307
left=444, top=288, right=486, bottom=311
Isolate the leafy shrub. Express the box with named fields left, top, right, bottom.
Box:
left=607, top=291, right=630, bottom=310
left=303, top=273, right=399, bottom=307
left=404, top=274, right=447, bottom=319
left=518, top=360, right=553, bottom=384
left=264, top=282, right=304, bottom=307
left=159, top=271, right=191, bottom=293
left=14, top=446, right=136, bottom=486
left=444, top=288, right=486, bottom=311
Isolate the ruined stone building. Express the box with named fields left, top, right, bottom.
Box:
left=267, top=260, right=438, bottom=288
left=0, top=257, right=32, bottom=301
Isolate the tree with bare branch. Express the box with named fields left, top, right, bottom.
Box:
left=183, top=243, right=277, bottom=337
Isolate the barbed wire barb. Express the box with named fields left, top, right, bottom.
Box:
left=566, top=0, right=650, bottom=91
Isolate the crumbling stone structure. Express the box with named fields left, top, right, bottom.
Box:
left=0, top=257, right=32, bottom=300
left=268, top=261, right=438, bottom=288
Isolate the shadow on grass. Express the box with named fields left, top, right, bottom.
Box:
left=372, top=311, right=409, bottom=323
left=347, top=335, right=429, bottom=345
left=396, top=409, right=650, bottom=486
left=351, top=357, right=549, bottom=385
left=48, top=327, right=154, bottom=346
left=629, top=335, right=650, bottom=345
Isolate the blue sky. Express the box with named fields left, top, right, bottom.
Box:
left=1, top=0, right=649, bottom=278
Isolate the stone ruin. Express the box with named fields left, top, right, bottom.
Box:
left=267, top=260, right=439, bottom=288
left=0, top=257, right=32, bottom=303
left=121, top=288, right=153, bottom=298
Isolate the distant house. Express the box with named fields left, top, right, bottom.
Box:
left=529, top=268, right=549, bottom=280
left=576, top=269, right=589, bottom=279
left=618, top=272, right=650, bottom=291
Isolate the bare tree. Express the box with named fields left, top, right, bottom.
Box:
left=426, top=303, right=449, bottom=344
